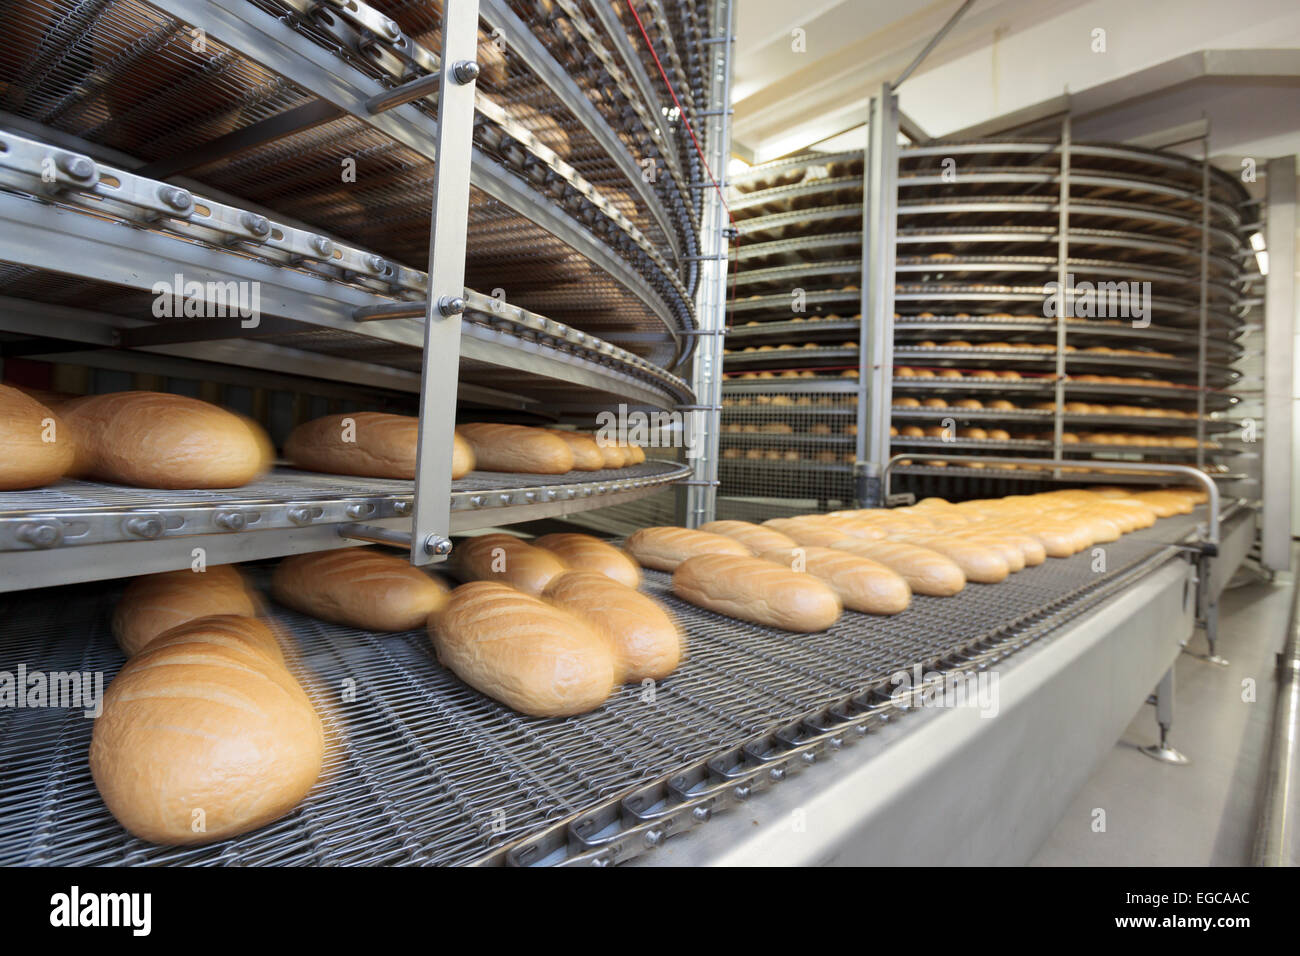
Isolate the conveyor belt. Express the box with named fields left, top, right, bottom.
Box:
left=0, top=508, right=1205, bottom=866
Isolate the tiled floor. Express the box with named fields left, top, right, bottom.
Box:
left=1030, top=561, right=1293, bottom=866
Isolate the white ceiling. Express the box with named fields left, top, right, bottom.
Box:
left=729, top=0, right=1300, bottom=169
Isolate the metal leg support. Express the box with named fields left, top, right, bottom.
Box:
left=1141, top=666, right=1190, bottom=765
left=1187, top=552, right=1230, bottom=666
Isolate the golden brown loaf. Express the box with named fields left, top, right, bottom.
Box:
left=545, top=430, right=606, bottom=471
left=596, top=441, right=629, bottom=468
left=543, top=570, right=683, bottom=682
left=761, top=518, right=851, bottom=548
left=112, top=565, right=260, bottom=656
left=285, top=412, right=419, bottom=480
left=830, top=538, right=966, bottom=596
left=271, top=548, right=450, bottom=631
left=624, top=444, right=647, bottom=465
left=672, top=553, right=842, bottom=632
left=0, top=384, right=74, bottom=490
left=62, top=391, right=266, bottom=488
left=697, top=520, right=800, bottom=553
left=624, top=526, right=753, bottom=571
left=452, top=431, right=476, bottom=479
left=139, top=614, right=286, bottom=668
left=758, top=546, right=911, bottom=615
left=451, top=533, right=568, bottom=594
left=90, top=639, right=324, bottom=845
left=532, top=533, right=640, bottom=588
left=891, top=534, right=1010, bottom=583
left=430, top=581, right=616, bottom=717
left=456, top=423, right=575, bottom=474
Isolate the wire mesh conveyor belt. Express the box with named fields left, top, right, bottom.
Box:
left=0, top=508, right=1206, bottom=866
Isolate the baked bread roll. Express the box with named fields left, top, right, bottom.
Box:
left=543, top=571, right=682, bottom=682
left=430, top=581, right=616, bottom=716
left=113, top=565, right=260, bottom=657
left=758, top=546, right=910, bottom=615
left=271, top=548, right=450, bottom=631
left=140, top=614, right=286, bottom=668
left=63, top=391, right=266, bottom=488
left=544, top=430, right=606, bottom=471
left=830, top=539, right=966, bottom=596
left=285, top=412, right=418, bottom=479
left=672, top=553, right=842, bottom=632
left=451, top=533, right=567, bottom=594
left=0, top=384, right=75, bottom=490
left=595, top=441, right=629, bottom=468
left=532, top=533, right=640, bottom=588
left=624, top=526, right=752, bottom=571
left=457, top=423, right=575, bottom=474
left=624, top=444, right=647, bottom=465
left=761, top=518, right=850, bottom=548
left=890, top=534, right=1010, bottom=583
left=452, top=431, right=475, bottom=479
left=697, top=520, right=799, bottom=553
left=90, top=640, right=324, bottom=845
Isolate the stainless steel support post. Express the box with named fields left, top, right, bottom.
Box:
left=685, top=0, right=734, bottom=527
left=1141, top=666, right=1190, bottom=765
left=409, top=0, right=480, bottom=564
left=1261, top=156, right=1296, bottom=572
left=858, top=84, right=899, bottom=505
left=1196, top=131, right=1210, bottom=472
left=1051, top=114, right=1070, bottom=478
left=1189, top=550, right=1230, bottom=666
left=1254, top=561, right=1300, bottom=864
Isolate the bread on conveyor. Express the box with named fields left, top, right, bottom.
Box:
left=456, top=423, right=575, bottom=474
left=90, top=632, right=324, bottom=845
left=760, top=517, right=851, bottom=548
left=0, top=384, right=75, bottom=490
left=672, top=553, right=842, bottom=632
left=758, top=546, right=911, bottom=615
left=271, top=548, right=450, bottom=631
left=697, top=519, right=800, bottom=553
left=543, top=570, right=683, bottom=682
left=624, top=526, right=752, bottom=571
left=544, top=430, right=606, bottom=471
left=138, top=614, right=286, bottom=667
left=285, top=412, right=419, bottom=480
left=829, top=539, right=966, bottom=596
left=532, top=533, right=641, bottom=587
left=451, top=533, right=567, bottom=594
left=62, top=391, right=268, bottom=488
left=112, top=565, right=260, bottom=657
left=430, top=581, right=616, bottom=717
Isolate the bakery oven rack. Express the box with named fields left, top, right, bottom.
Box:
left=0, top=506, right=1214, bottom=867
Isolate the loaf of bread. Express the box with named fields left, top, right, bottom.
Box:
left=596, top=441, right=629, bottom=468
left=672, top=553, right=842, bottom=632
left=271, top=548, right=450, bottom=631
left=624, top=526, right=752, bottom=571
left=543, top=570, right=682, bottom=682
left=0, top=384, right=74, bottom=490
left=62, top=391, right=267, bottom=488
left=624, top=444, right=647, bottom=465
left=139, top=614, right=286, bottom=668
left=457, top=423, right=575, bottom=474
left=890, top=534, right=1010, bottom=583
left=90, top=637, right=324, bottom=845
left=830, top=539, right=966, bottom=596
left=285, top=412, right=418, bottom=479
left=697, top=520, right=800, bottom=553
left=544, top=430, right=606, bottom=471
left=758, top=546, right=911, bottom=615
left=452, top=431, right=475, bottom=479
left=960, top=529, right=1046, bottom=566
left=532, top=533, right=640, bottom=587
left=112, top=565, right=260, bottom=656
left=761, top=518, right=851, bottom=548
left=430, top=581, right=616, bottom=716
left=451, top=533, right=567, bottom=594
